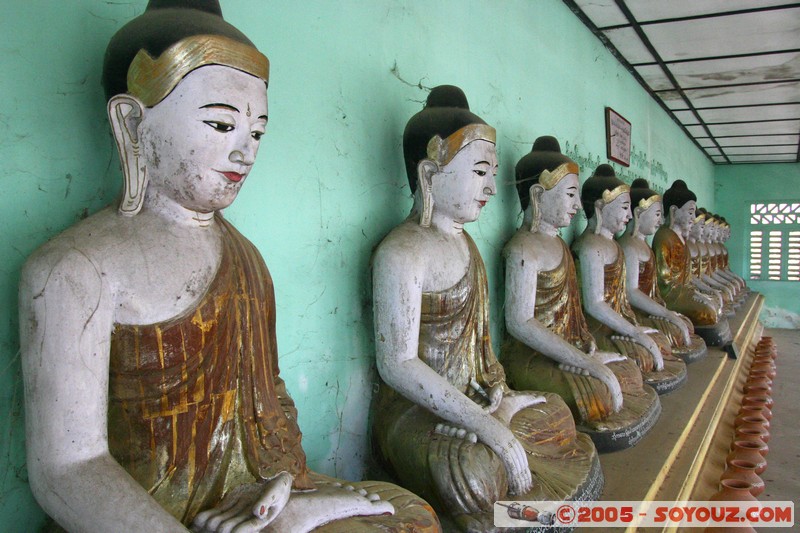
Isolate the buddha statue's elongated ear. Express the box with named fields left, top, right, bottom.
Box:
left=417, top=159, right=438, bottom=228
left=593, top=199, right=604, bottom=235
left=668, top=204, right=678, bottom=230
left=632, top=205, right=643, bottom=236
left=108, top=94, right=147, bottom=216
left=529, top=183, right=545, bottom=233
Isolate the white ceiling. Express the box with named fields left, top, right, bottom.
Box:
left=564, top=0, right=800, bottom=164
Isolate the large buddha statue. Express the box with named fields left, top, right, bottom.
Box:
left=652, top=180, right=732, bottom=346
left=18, top=2, right=439, bottom=532
left=572, top=165, right=687, bottom=395
left=687, top=209, right=735, bottom=316
left=371, top=91, right=602, bottom=531
left=617, top=179, right=707, bottom=364
left=501, top=137, right=660, bottom=452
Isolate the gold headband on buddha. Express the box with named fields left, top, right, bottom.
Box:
left=694, top=212, right=707, bottom=222
left=127, top=34, right=270, bottom=107
left=539, top=162, right=580, bottom=190
left=638, top=194, right=661, bottom=211
left=601, top=183, right=630, bottom=204
left=426, top=123, right=496, bottom=167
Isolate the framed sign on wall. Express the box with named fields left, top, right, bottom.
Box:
left=605, top=107, right=631, bottom=167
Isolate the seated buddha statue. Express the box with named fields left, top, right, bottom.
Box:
left=652, top=180, right=732, bottom=346
left=617, top=179, right=707, bottom=364
left=715, top=217, right=748, bottom=295
left=371, top=90, right=602, bottom=531
left=500, top=137, right=661, bottom=452
left=704, top=213, right=746, bottom=305
left=18, top=2, right=439, bottom=532
left=572, top=165, right=687, bottom=395
left=687, top=209, right=735, bottom=316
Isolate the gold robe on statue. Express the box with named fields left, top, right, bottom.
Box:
left=652, top=226, right=719, bottom=326
left=109, top=216, right=438, bottom=531
left=502, top=238, right=657, bottom=435
left=372, top=232, right=601, bottom=525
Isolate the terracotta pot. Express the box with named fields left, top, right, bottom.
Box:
left=754, top=354, right=776, bottom=364
left=751, top=357, right=776, bottom=370
left=742, top=394, right=774, bottom=411
left=709, top=479, right=760, bottom=504
left=728, top=440, right=768, bottom=474
left=745, top=372, right=773, bottom=387
left=738, top=404, right=772, bottom=421
left=734, top=426, right=770, bottom=446
left=721, top=459, right=765, bottom=497
left=742, top=382, right=772, bottom=396
left=705, top=480, right=760, bottom=531
left=749, top=362, right=776, bottom=379
left=734, top=414, right=770, bottom=433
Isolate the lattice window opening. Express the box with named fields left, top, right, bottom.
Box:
left=748, top=230, right=763, bottom=280
left=750, top=202, right=800, bottom=225
left=788, top=231, right=800, bottom=281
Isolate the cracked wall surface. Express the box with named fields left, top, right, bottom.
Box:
left=1, top=0, right=720, bottom=529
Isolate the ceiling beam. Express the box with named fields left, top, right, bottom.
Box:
left=610, top=0, right=730, bottom=162
left=654, top=79, right=800, bottom=93
left=599, top=3, right=800, bottom=30
left=560, top=0, right=715, bottom=161
left=631, top=48, right=800, bottom=67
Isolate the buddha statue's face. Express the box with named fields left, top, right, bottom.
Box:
left=540, top=173, right=581, bottom=229
left=599, top=192, right=632, bottom=234
left=429, top=139, right=497, bottom=224
left=709, top=224, right=719, bottom=242
left=672, top=200, right=696, bottom=235
left=637, top=201, right=662, bottom=236
left=689, top=218, right=704, bottom=240
left=139, top=64, right=268, bottom=213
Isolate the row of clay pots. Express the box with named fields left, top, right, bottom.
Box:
left=708, top=336, right=777, bottom=532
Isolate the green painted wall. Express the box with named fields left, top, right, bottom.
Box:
left=0, top=0, right=715, bottom=527
left=715, top=163, right=800, bottom=327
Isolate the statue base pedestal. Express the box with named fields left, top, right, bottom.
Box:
left=579, top=385, right=662, bottom=453
left=644, top=362, right=688, bottom=395
left=595, top=292, right=765, bottom=521
left=673, top=334, right=708, bottom=364
left=695, top=318, right=733, bottom=346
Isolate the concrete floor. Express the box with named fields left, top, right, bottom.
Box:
left=758, top=328, right=800, bottom=505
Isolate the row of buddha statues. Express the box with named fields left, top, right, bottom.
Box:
left=17, top=1, right=750, bottom=532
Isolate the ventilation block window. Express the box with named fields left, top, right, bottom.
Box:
left=748, top=202, right=800, bottom=282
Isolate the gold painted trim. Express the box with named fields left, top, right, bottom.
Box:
left=426, top=123, right=496, bottom=166
left=639, top=193, right=661, bottom=211
left=694, top=211, right=706, bottom=222
left=601, top=183, right=630, bottom=204
left=540, top=162, right=579, bottom=190
left=128, top=34, right=270, bottom=107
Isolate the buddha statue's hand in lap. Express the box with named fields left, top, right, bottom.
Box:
left=372, top=100, right=602, bottom=530
left=18, top=3, right=447, bottom=532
